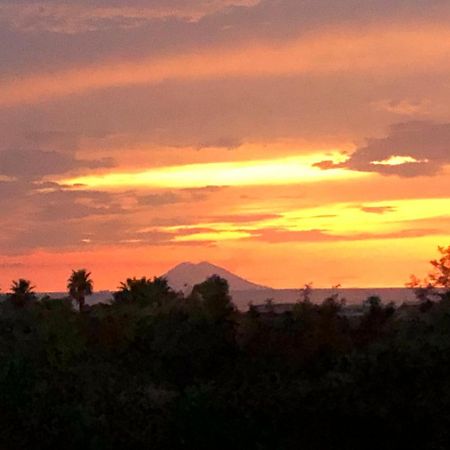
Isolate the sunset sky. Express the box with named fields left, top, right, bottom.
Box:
left=1, top=0, right=449, bottom=291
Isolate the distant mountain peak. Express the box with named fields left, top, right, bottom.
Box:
left=163, top=261, right=269, bottom=292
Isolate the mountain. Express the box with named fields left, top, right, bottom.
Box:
left=163, top=261, right=269, bottom=292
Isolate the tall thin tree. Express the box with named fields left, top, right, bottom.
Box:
left=67, top=269, right=93, bottom=312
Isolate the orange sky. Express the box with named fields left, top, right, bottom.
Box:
left=0, top=0, right=449, bottom=292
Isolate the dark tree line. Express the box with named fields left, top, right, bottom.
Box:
left=0, top=247, right=449, bottom=449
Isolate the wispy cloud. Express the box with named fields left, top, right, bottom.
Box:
left=2, top=25, right=450, bottom=107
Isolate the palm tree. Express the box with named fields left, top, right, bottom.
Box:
left=67, top=269, right=93, bottom=312
left=8, top=279, right=37, bottom=308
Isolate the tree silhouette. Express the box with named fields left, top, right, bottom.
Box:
left=364, top=295, right=382, bottom=311
left=299, top=282, right=313, bottom=303
left=190, top=275, right=235, bottom=321
left=429, top=245, right=450, bottom=299
left=67, top=269, right=93, bottom=312
left=4, top=248, right=450, bottom=449
left=8, top=279, right=36, bottom=308
left=407, top=246, right=450, bottom=303
left=114, top=276, right=172, bottom=306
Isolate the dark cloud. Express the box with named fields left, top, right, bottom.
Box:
left=316, top=122, right=450, bottom=177
left=0, top=179, right=227, bottom=254
left=0, top=179, right=129, bottom=254
left=33, top=188, right=123, bottom=221
left=138, top=192, right=184, bottom=206
left=3, top=217, right=134, bottom=253
left=2, top=0, right=449, bottom=76
left=146, top=216, right=193, bottom=227
left=0, top=1, right=252, bottom=36
left=196, top=137, right=242, bottom=150
left=206, top=213, right=281, bottom=223
left=138, top=186, right=226, bottom=207
left=0, top=1, right=259, bottom=74
left=1, top=74, right=384, bottom=148
left=0, top=148, right=114, bottom=180
left=22, top=130, right=81, bottom=152
left=181, top=186, right=227, bottom=201
left=21, top=130, right=111, bottom=152
left=155, top=227, right=217, bottom=237
left=0, top=180, right=28, bottom=200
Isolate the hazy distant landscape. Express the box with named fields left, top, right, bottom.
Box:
left=231, top=287, right=417, bottom=309
left=34, top=287, right=418, bottom=310
left=27, top=261, right=418, bottom=310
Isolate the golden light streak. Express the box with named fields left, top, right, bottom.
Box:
left=63, top=154, right=366, bottom=189
left=371, top=155, right=429, bottom=166
left=276, top=198, right=450, bottom=234
left=156, top=198, right=450, bottom=243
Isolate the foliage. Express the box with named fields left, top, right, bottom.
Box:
left=0, top=250, right=449, bottom=449
left=67, top=269, right=93, bottom=312
left=189, top=275, right=235, bottom=321
left=113, top=276, right=175, bottom=307
left=7, top=279, right=37, bottom=308
left=407, top=245, right=450, bottom=302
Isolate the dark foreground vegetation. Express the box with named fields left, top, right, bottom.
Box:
left=0, top=247, right=449, bottom=450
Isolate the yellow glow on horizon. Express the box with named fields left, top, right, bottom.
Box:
left=63, top=153, right=366, bottom=189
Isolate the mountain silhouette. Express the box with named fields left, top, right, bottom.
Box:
left=163, top=261, right=269, bottom=292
